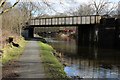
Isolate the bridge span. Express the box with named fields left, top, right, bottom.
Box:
left=29, top=15, right=101, bottom=27
left=22, top=15, right=120, bottom=49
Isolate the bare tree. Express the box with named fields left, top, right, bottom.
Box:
left=71, top=3, right=94, bottom=16
left=90, top=0, right=117, bottom=15
left=18, top=1, right=38, bottom=22
left=0, top=0, right=20, bottom=48
left=69, top=0, right=117, bottom=16
left=117, top=1, right=120, bottom=16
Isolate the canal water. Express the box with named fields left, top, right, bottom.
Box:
left=45, top=37, right=120, bottom=79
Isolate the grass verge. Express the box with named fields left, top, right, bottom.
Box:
left=38, top=42, right=70, bottom=80
left=1, top=37, right=27, bottom=64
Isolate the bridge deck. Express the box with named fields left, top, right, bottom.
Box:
left=29, top=15, right=101, bottom=26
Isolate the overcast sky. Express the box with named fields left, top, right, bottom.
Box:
left=9, top=0, right=119, bottom=3
left=8, top=0, right=119, bottom=15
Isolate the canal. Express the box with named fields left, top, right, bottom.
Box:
left=45, top=36, right=120, bottom=79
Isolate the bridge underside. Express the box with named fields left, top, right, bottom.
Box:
left=24, top=24, right=97, bottom=47
left=27, top=24, right=96, bottom=38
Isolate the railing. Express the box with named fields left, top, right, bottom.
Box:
left=29, top=15, right=101, bottom=26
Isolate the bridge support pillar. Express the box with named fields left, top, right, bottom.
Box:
left=115, top=19, right=120, bottom=49
left=77, top=25, right=95, bottom=47
left=28, top=27, right=34, bottom=38
left=98, top=18, right=116, bottom=49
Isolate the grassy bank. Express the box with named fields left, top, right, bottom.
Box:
left=38, top=42, right=70, bottom=79
left=1, top=37, right=27, bottom=64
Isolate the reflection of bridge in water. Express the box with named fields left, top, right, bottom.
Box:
left=23, top=15, right=120, bottom=49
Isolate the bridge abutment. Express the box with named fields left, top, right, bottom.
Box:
left=77, top=18, right=120, bottom=49
left=28, top=27, right=34, bottom=38
left=98, top=18, right=117, bottom=49
left=115, top=19, right=120, bottom=49
left=77, top=25, right=95, bottom=47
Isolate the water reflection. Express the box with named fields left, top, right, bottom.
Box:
left=64, top=63, right=120, bottom=79
left=45, top=37, right=120, bottom=79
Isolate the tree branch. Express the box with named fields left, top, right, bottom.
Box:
left=0, top=0, right=6, bottom=8
left=0, top=0, right=20, bottom=15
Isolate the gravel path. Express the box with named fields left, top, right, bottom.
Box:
left=14, top=41, right=46, bottom=78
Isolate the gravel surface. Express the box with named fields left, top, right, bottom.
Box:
left=2, top=41, right=46, bottom=79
